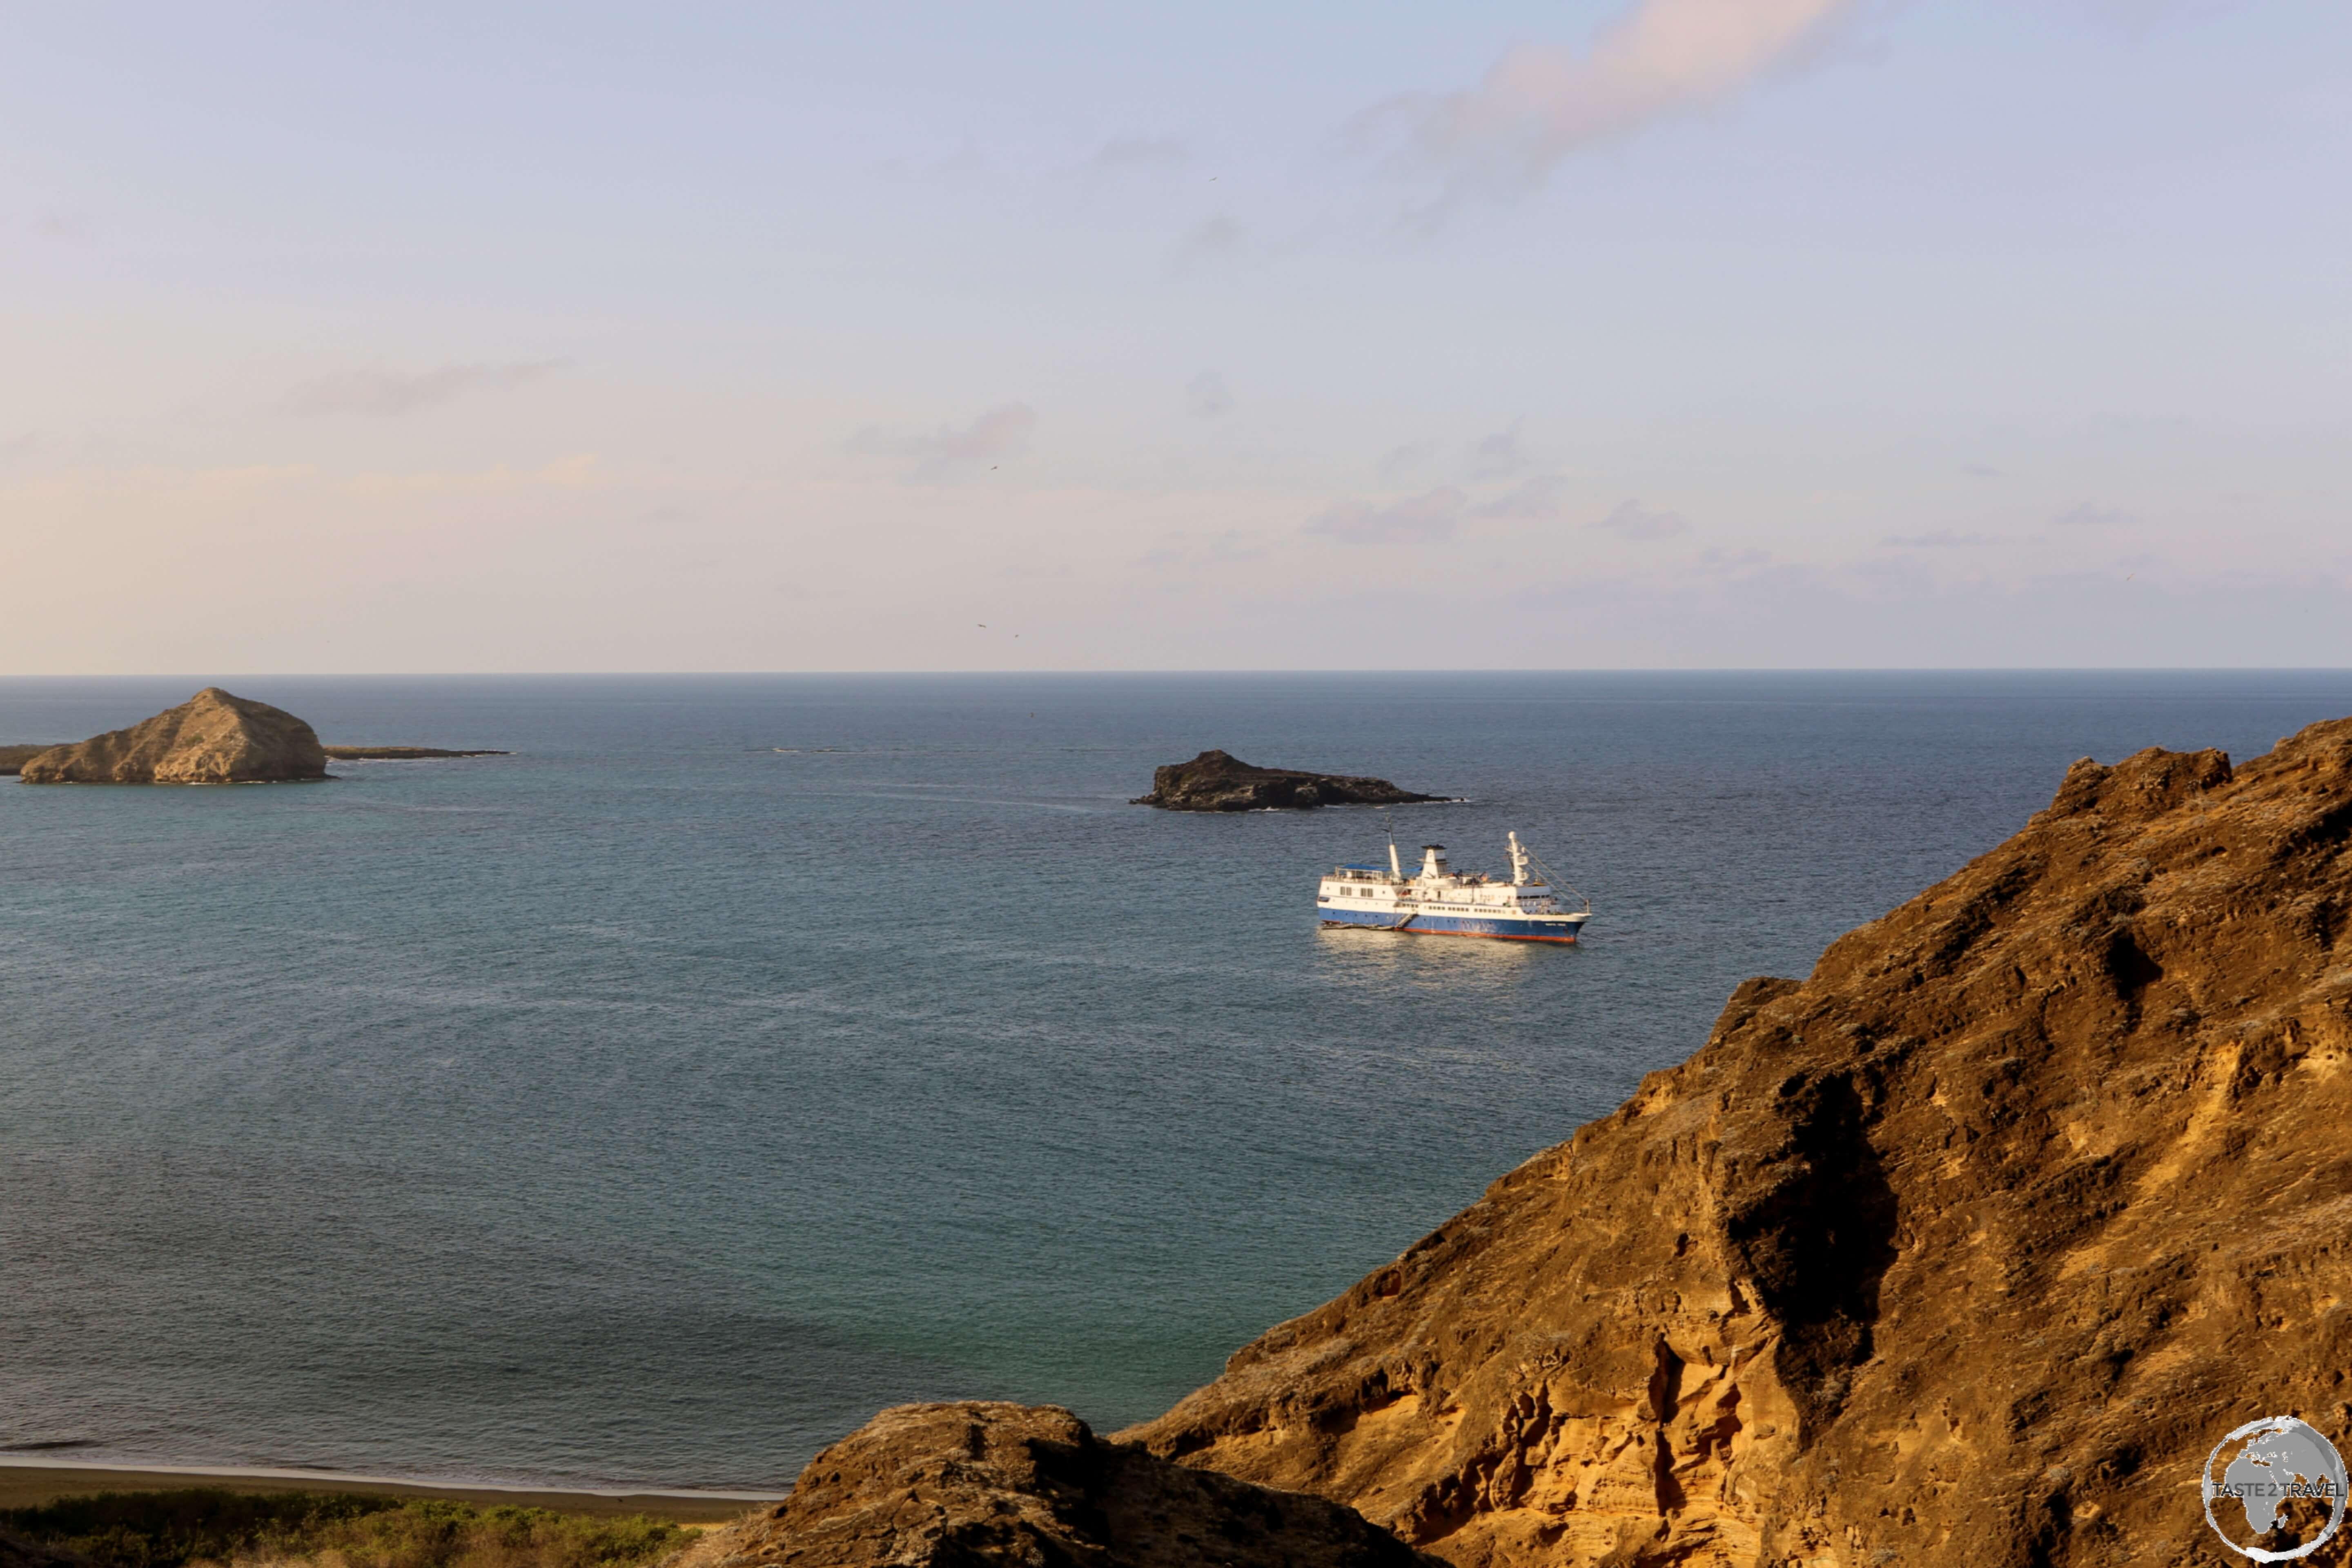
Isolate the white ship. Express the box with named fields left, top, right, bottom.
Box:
left=1317, top=832, right=1591, bottom=943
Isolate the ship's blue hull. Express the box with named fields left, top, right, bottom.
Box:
left=1317, top=905, right=1585, bottom=942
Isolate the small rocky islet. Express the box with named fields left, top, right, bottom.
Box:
left=1133, top=748, right=1450, bottom=811
left=8, top=688, right=505, bottom=782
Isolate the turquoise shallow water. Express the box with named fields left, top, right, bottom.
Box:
left=3, top=671, right=2348, bottom=1490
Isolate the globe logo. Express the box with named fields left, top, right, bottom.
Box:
left=2205, top=1416, right=2349, bottom=1561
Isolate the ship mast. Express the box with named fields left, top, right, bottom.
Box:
left=1508, top=831, right=1532, bottom=887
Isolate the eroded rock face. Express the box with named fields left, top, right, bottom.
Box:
left=1126, top=720, right=2352, bottom=1566
left=1135, top=751, right=1447, bottom=811
left=673, top=1402, right=1438, bottom=1568
left=18, top=688, right=327, bottom=784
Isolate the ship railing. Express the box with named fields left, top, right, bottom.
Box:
left=1521, top=846, right=1591, bottom=913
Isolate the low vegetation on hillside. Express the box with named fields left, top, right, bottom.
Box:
left=0, top=1491, right=685, bottom=1568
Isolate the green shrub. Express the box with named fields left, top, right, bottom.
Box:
left=0, top=1491, right=687, bottom=1568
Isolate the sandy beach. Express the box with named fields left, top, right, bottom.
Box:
left=0, top=1461, right=774, bottom=1523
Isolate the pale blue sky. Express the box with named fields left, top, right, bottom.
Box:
left=3, top=1, right=2346, bottom=670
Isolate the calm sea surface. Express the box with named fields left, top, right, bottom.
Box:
left=3, top=672, right=2348, bottom=1490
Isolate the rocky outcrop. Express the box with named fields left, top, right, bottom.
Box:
left=670, top=1402, right=1438, bottom=1568
left=1135, top=751, right=1448, bottom=812
left=1126, top=719, right=2352, bottom=1566
left=0, top=744, right=60, bottom=777
left=17, top=689, right=327, bottom=784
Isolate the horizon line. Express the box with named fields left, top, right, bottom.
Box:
left=3, top=666, right=2351, bottom=681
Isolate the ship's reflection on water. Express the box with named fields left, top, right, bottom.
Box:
left=1311, top=922, right=1569, bottom=985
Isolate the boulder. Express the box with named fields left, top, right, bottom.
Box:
left=1134, top=750, right=1448, bottom=811
left=1126, top=718, right=2352, bottom=1566
left=671, top=1401, right=1437, bottom=1568
left=18, top=688, right=327, bottom=784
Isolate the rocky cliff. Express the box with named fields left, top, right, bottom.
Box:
left=0, top=744, right=60, bottom=777
left=672, top=1402, right=1438, bottom=1568
left=1136, top=751, right=1448, bottom=811
left=1120, top=719, right=2352, bottom=1566
left=18, top=689, right=327, bottom=784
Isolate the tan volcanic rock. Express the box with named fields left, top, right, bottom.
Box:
left=1126, top=719, right=2352, bottom=1566
left=672, top=1401, right=1439, bottom=1568
left=18, top=688, right=327, bottom=784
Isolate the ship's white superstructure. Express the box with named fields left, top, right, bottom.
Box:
left=1316, top=832, right=1591, bottom=942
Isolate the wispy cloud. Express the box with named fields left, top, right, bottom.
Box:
left=1307, top=486, right=1466, bottom=544
left=2053, top=502, right=2133, bottom=528
left=1476, top=473, right=1575, bottom=520
left=847, top=402, right=1038, bottom=481
left=32, top=210, right=93, bottom=243
left=1591, top=499, right=1690, bottom=539
left=285, top=360, right=569, bottom=417
left=1378, top=442, right=1438, bottom=483
left=1090, top=136, right=1190, bottom=176
left=1366, top=0, right=1858, bottom=209
left=1170, top=214, right=1245, bottom=269
left=1883, top=528, right=1994, bottom=548
left=1463, top=428, right=1529, bottom=479
left=1186, top=371, right=1234, bottom=419
left=2083, top=0, right=2216, bottom=39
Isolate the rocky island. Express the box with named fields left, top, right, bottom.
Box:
left=10, top=691, right=511, bottom=783
left=16, top=688, right=327, bottom=783
left=1134, top=750, right=1450, bottom=811
left=723, top=715, right=2352, bottom=1566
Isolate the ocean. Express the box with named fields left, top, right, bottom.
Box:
left=3, top=671, right=2347, bottom=1492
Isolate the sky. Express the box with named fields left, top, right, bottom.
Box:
left=2, top=0, right=2347, bottom=672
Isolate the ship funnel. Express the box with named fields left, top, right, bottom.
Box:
left=1420, top=844, right=1447, bottom=877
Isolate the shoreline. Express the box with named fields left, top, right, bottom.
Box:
left=0, top=1460, right=778, bottom=1523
